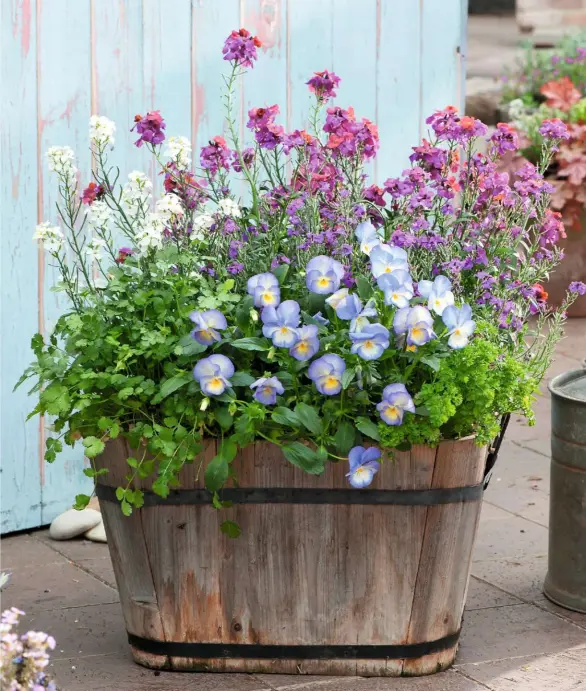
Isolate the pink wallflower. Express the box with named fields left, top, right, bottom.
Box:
left=247, top=105, right=280, bottom=129
left=489, top=122, right=520, bottom=156
left=132, top=110, right=166, bottom=147
left=323, top=106, right=379, bottom=160
left=81, top=182, right=105, bottom=205
left=306, top=70, right=341, bottom=101
left=116, top=247, right=133, bottom=264
left=426, top=106, right=487, bottom=143
left=222, top=28, right=262, bottom=68
left=538, top=209, right=566, bottom=247
left=200, top=136, right=232, bottom=176
left=231, top=147, right=255, bottom=172
left=539, top=118, right=570, bottom=140
left=164, top=163, right=205, bottom=209
left=364, top=184, right=386, bottom=207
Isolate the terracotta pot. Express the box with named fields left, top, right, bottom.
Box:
left=94, top=437, right=487, bottom=677
left=546, top=213, right=586, bottom=318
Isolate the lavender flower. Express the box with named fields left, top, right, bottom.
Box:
left=370, top=243, right=409, bottom=279
left=222, top=28, right=262, bottom=68
left=289, top=325, right=320, bottom=361
left=376, top=383, right=415, bottom=426
left=377, top=270, right=414, bottom=308
left=189, top=309, right=227, bottom=346
left=250, top=376, right=284, bottom=405
left=193, top=354, right=235, bottom=396
left=350, top=323, right=390, bottom=360
left=247, top=272, right=281, bottom=307
left=306, top=255, right=345, bottom=294
left=308, top=354, right=346, bottom=395
left=346, top=446, right=381, bottom=488
left=393, top=305, right=435, bottom=346
left=418, top=275, right=454, bottom=315
left=261, top=300, right=301, bottom=347
left=442, top=304, right=476, bottom=349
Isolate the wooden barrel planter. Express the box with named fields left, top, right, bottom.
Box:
left=94, top=437, right=487, bottom=676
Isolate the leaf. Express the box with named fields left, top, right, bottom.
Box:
left=395, top=440, right=412, bottom=452
left=214, top=407, right=234, bottom=431
left=355, top=276, right=374, bottom=300
left=334, top=421, right=356, bottom=455
left=414, top=406, right=430, bottom=417
left=356, top=417, right=380, bottom=441
left=342, top=367, right=355, bottom=390
left=282, top=442, right=325, bottom=474
left=231, top=371, right=256, bottom=387
left=155, top=373, right=192, bottom=402
left=231, top=337, right=269, bottom=351
left=271, top=407, right=301, bottom=428
left=73, top=494, right=90, bottom=510
left=83, top=436, right=105, bottom=459
left=271, top=263, right=290, bottom=285
left=221, top=520, right=242, bottom=538
left=180, top=340, right=208, bottom=356
left=121, top=499, right=133, bottom=517
left=421, top=355, right=441, bottom=372
left=218, top=438, right=238, bottom=463
left=540, top=76, right=581, bottom=111
left=205, top=454, right=230, bottom=492
left=294, top=403, right=323, bottom=436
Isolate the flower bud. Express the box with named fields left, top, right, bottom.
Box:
left=200, top=397, right=210, bottom=411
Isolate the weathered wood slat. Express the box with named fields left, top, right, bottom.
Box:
left=97, top=437, right=487, bottom=676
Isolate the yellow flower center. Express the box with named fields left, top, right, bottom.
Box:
left=406, top=344, right=417, bottom=352
left=384, top=267, right=392, bottom=273
left=279, top=327, right=290, bottom=335
left=207, top=377, right=224, bottom=393
left=364, top=340, right=374, bottom=349
left=262, top=292, right=275, bottom=304
left=318, top=277, right=330, bottom=287
left=411, top=326, right=423, bottom=340
left=325, top=376, right=339, bottom=389
left=297, top=342, right=309, bottom=352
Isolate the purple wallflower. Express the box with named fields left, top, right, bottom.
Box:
left=250, top=376, right=284, bottom=405
left=189, top=309, right=227, bottom=346
left=261, top=300, right=301, bottom=347
left=569, top=281, right=586, bottom=296
left=193, top=354, right=234, bottom=396
left=308, top=354, right=346, bottom=395
left=289, top=325, right=320, bottom=361
left=247, top=272, right=281, bottom=307
left=306, top=255, right=345, bottom=294
left=231, top=147, right=255, bottom=172
left=307, top=70, right=341, bottom=101
left=376, top=383, right=415, bottom=426
left=132, top=110, right=166, bottom=147
left=350, top=323, right=390, bottom=360
left=222, top=28, right=262, bottom=68
left=488, top=122, right=519, bottom=156
left=227, top=261, right=245, bottom=274
left=346, top=446, right=381, bottom=488
left=442, top=304, right=476, bottom=349
left=393, top=305, right=435, bottom=346
left=539, top=118, right=570, bottom=140
left=247, top=105, right=284, bottom=149
left=200, top=136, right=232, bottom=176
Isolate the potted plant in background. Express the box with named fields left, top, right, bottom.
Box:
left=18, top=28, right=585, bottom=677
left=500, top=34, right=586, bottom=315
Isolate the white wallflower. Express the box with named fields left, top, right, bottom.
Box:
left=218, top=197, right=241, bottom=218
left=46, top=146, right=77, bottom=184
left=85, top=237, right=107, bottom=261
left=122, top=171, right=153, bottom=216
left=33, top=222, right=65, bottom=253
left=164, top=136, right=192, bottom=169
left=136, top=213, right=164, bottom=253
left=190, top=213, right=214, bottom=241
left=156, top=193, right=184, bottom=220
left=85, top=199, right=112, bottom=229
left=89, top=115, right=116, bottom=148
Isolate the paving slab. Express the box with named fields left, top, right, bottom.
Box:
left=465, top=576, right=523, bottom=610
left=472, top=554, right=549, bottom=603
left=1, top=533, right=66, bottom=569
left=456, top=603, right=586, bottom=665
left=457, top=645, right=586, bottom=690
left=36, top=529, right=110, bottom=562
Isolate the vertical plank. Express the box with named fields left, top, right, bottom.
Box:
left=37, top=0, right=93, bottom=524
left=376, top=0, right=422, bottom=179
left=0, top=0, right=42, bottom=533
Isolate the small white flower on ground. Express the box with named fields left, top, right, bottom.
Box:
left=85, top=237, right=107, bottom=261
left=136, top=213, right=164, bottom=252
left=89, top=115, right=116, bottom=147
left=46, top=146, right=77, bottom=184
left=156, top=193, right=184, bottom=220
left=218, top=197, right=241, bottom=218
left=164, top=135, right=192, bottom=169
left=85, top=199, right=112, bottom=229
left=33, top=222, right=64, bottom=253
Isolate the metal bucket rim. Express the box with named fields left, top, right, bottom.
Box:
left=548, top=369, right=586, bottom=405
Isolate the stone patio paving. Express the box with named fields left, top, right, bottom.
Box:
left=2, top=318, right=585, bottom=690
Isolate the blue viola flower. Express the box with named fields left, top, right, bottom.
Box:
left=312, top=311, right=330, bottom=326
left=393, top=305, right=436, bottom=346
left=350, top=323, right=390, bottom=360
left=442, top=303, right=476, bottom=349
left=370, top=243, right=409, bottom=279
left=377, top=269, right=414, bottom=308
left=355, top=220, right=381, bottom=255
left=247, top=272, right=281, bottom=308
left=261, top=300, right=301, bottom=347
left=418, top=275, right=454, bottom=315
left=250, top=376, right=285, bottom=405
left=350, top=298, right=378, bottom=333
left=289, top=325, right=320, bottom=361
left=193, top=354, right=235, bottom=396
left=189, top=309, right=228, bottom=346
left=307, top=353, right=346, bottom=395
left=306, top=255, right=345, bottom=294
left=327, top=290, right=363, bottom=320
left=346, top=446, right=381, bottom=488
left=376, top=383, right=415, bottom=425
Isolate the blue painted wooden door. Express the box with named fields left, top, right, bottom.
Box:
left=1, top=0, right=466, bottom=533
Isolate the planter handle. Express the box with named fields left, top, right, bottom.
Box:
left=483, top=413, right=511, bottom=490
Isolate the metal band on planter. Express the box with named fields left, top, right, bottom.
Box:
left=96, top=483, right=483, bottom=506
left=127, top=630, right=462, bottom=661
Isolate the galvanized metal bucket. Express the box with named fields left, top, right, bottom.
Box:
left=544, top=367, right=586, bottom=613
